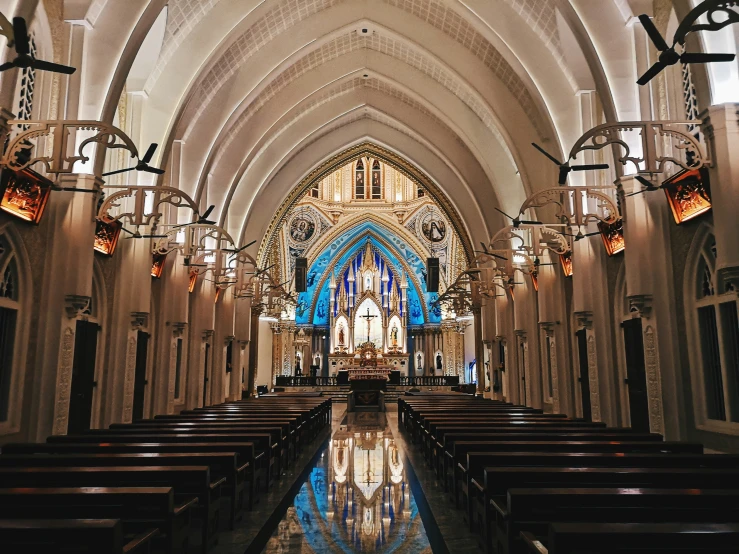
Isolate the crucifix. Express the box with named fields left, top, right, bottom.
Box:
left=359, top=306, right=377, bottom=343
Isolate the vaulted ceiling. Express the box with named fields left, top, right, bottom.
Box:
left=48, top=0, right=706, bottom=251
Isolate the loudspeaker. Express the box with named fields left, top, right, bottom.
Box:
left=426, top=257, right=439, bottom=293
left=295, top=257, right=307, bottom=292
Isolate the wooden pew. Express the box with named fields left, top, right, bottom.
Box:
left=0, top=519, right=157, bottom=554
left=1, top=441, right=260, bottom=511
left=47, top=432, right=273, bottom=491
left=520, top=522, right=739, bottom=554
left=478, top=466, right=739, bottom=552
left=493, top=488, right=739, bottom=554
left=0, top=487, right=192, bottom=554
left=0, top=451, right=246, bottom=530
left=0, top=465, right=221, bottom=554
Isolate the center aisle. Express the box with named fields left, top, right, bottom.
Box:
left=262, top=412, right=438, bottom=553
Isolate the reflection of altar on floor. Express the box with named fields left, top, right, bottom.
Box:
left=347, top=372, right=387, bottom=412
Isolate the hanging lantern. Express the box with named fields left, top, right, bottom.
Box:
left=214, top=287, right=222, bottom=304
left=0, top=167, right=52, bottom=224
left=597, top=218, right=625, bottom=256
left=151, top=252, right=167, bottom=278
left=662, top=167, right=712, bottom=225
left=94, top=217, right=122, bottom=256
left=530, top=269, right=539, bottom=292
left=559, top=251, right=573, bottom=277
left=188, top=269, right=198, bottom=293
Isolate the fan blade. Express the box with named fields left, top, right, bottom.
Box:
left=120, top=227, right=137, bottom=236
left=491, top=253, right=508, bottom=261
left=681, top=52, right=735, bottom=64
left=519, top=220, right=543, bottom=225
left=243, top=239, right=257, bottom=249
left=571, top=164, right=610, bottom=171
left=637, top=61, right=666, bottom=85
left=143, top=166, right=165, bottom=175
left=634, top=175, right=654, bottom=188
left=558, top=166, right=569, bottom=185
left=12, top=18, right=29, bottom=55
left=531, top=142, right=563, bottom=166
left=638, top=14, right=669, bottom=51
left=102, top=166, right=135, bottom=177
left=0, top=61, right=15, bottom=72
left=31, top=59, right=76, bottom=74
left=141, top=143, right=157, bottom=164
left=626, top=190, right=648, bottom=197
left=494, top=207, right=517, bottom=222
left=199, top=205, right=215, bottom=220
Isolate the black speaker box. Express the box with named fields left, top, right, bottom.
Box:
left=426, top=257, right=439, bottom=293
left=295, top=257, right=307, bottom=292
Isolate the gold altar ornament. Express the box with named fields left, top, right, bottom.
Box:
left=598, top=218, right=625, bottom=256
left=662, top=167, right=712, bottom=225
left=0, top=167, right=52, bottom=224
left=94, top=217, right=122, bottom=256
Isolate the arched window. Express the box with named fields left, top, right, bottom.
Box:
left=371, top=160, right=382, bottom=199
left=691, top=235, right=739, bottom=423
left=354, top=160, right=365, bottom=199
left=417, top=187, right=425, bottom=198
left=0, top=240, right=20, bottom=423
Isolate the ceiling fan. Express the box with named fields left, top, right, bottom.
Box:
left=636, top=13, right=735, bottom=86
left=0, top=16, right=76, bottom=74
left=563, top=229, right=601, bottom=241
left=170, top=205, right=217, bottom=229
left=102, top=143, right=165, bottom=177
left=121, top=227, right=165, bottom=239
left=475, top=242, right=507, bottom=261
left=224, top=239, right=257, bottom=254
left=532, top=143, right=609, bottom=185
left=625, top=175, right=664, bottom=196
left=494, top=207, right=542, bottom=228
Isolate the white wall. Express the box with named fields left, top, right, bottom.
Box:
left=256, top=319, right=273, bottom=389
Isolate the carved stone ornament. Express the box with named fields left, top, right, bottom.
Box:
left=202, top=329, right=215, bottom=342
left=52, top=326, right=76, bottom=435
left=238, top=339, right=250, bottom=349
left=586, top=333, right=602, bottom=422
left=628, top=295, right=653, bottom=319
left=64, top=295, right=91, bottom=319
left=519, top=186, right=620, bottom=228
left=717, top=267, right=739, bottom=296
left=130, top=312, right=149, bottom=330
left=643, top=325, right=665, bottom=434
left=122, top=335, right=137, bottom=423
left=0, top=118, right=138, bottom=175
left=169, top=322, right=187, bottom=338
left=224, top=335, right=236, bottom=346
left=575, top=311, right=594, bottom=329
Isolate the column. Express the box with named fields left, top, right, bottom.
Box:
left=473, top=306, right=485, bottom=395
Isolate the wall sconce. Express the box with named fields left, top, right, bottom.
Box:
left=151, top=252, right=167, bottom=278
left=0, top=167, right=52, bottom=224
left=188, top=269, right=198, bottom=293
left=597, top=218, right=625, bottom=256
left=94, top=217, right=122, bottom=256
left=662, top=167, right=712, bottom=225
left=559, top=251, right=573, bottom=277
left=214, top=287, right=221, bottom=304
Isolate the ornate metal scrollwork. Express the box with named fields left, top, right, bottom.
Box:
left=568, top=121, right=710, bottom=176
left=519, top=186, right=620, bottom=227
left=0, top=119, right=138, bottom=175
left=489, top=225, right=570, bottom=258
left=152, top=224, right=236, bottom=259
left=97, top=186, right=200, bottom=228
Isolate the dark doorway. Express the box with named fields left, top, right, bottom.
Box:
left=68, top=320, right=99, bottom=434
left=576, top=329, right=592, bottom=421
left=518, top=339, right=527, bottom=405
left=621, top=318, right=651, bottom=432
left=132, top=331, right=150, bottom=422
left=203, top=343, right=211, bottom=407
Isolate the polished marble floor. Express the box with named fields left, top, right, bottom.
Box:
left=263, top=412, right=432, bottom=553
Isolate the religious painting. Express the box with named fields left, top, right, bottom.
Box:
left=151, top=252, right=167, bottom=278
left=0, top=167, right=52, bottom=224
left=559, top=251, right=573, bottom=277
left=289, top=214, right=316, bottom=242
left=420, top=211, right=446, bottom=243
left=338, top=323, right=346, bottom=346
left=662, top=167, right=712, bottom=225
left=597, top=217, right=625, bottom=256
left=391, top=325, right=398, bottom=346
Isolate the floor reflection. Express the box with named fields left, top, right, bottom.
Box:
left=264, top=413, right=432, bottom=553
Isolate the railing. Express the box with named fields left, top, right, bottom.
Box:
left=275, top=375, right=460, bottom=387
left=399, top=376, right=460, bottom=386
left=275, top=376, right=337, bottom=387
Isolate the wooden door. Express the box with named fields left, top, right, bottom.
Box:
left=68, top=320, right=99, bottom=434
left=621, top=318, right=651, bottom=432
left=576, top=329, right=592, bottom=421
left=132, top=331, right=149, bottom=422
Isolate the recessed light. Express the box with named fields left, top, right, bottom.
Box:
left=362, top=28, right=368, bottom=33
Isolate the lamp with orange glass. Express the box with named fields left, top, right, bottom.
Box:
left=188, top=269, right=198, bottom=292
left=559, top=250, right=573, bottom=277
left=662, top=167, right=711, bottom=225
left=0, top=166, right=52, bottom=224
left=151, top=253, right=167, bottom=278
left=94, top=217, right=122, bottom=256
left=597, top=217, right=625, bottom=256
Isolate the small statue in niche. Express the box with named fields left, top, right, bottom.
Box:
left=295, top=357, right=302, bottom=376
left=391, top=325, right=398, bottom=346
left=436, top=353, right=443, bottom=371
left=417, top=353, right=423, bottom=370
left=338, top=324, right=345, bottom=346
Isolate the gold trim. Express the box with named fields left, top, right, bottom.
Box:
left=257, top=142, right=474, bottom=267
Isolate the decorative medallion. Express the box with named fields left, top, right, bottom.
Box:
left=289, top=212, right=317, bottom=243
left=418, top=210, right=447, bottom=244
